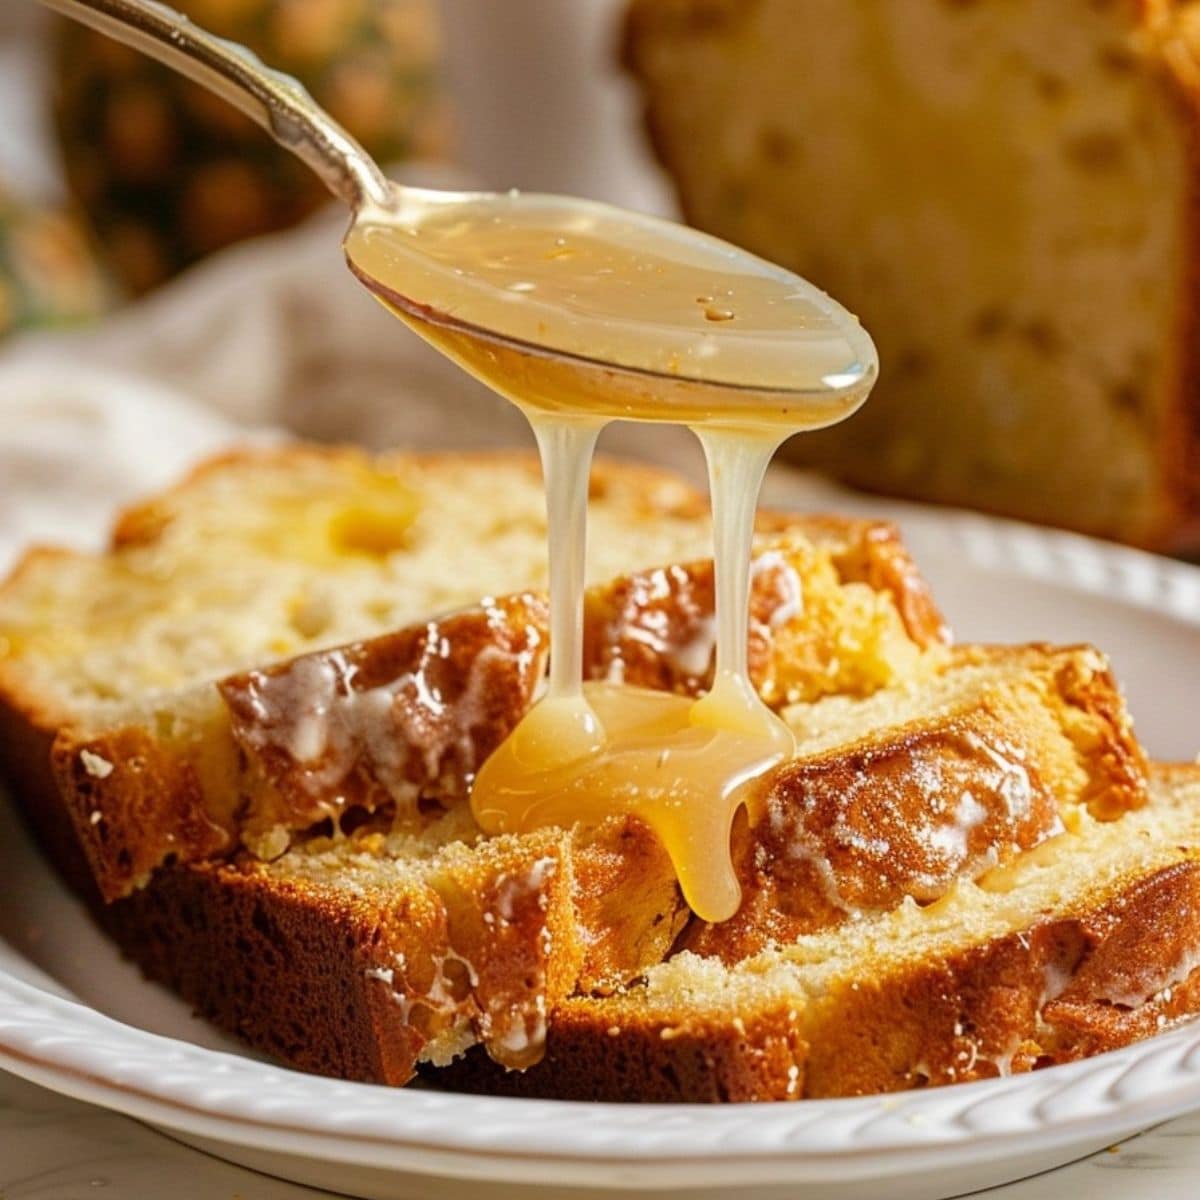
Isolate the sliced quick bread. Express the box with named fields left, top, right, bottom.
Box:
left=77, top=640, right=1148, bottom=1087
left=2, top=445, right=1174, bottom=1102
left=0, top=446, right=948, bottom=900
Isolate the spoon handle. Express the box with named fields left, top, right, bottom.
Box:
left=41, top=0, right=392, bottom=213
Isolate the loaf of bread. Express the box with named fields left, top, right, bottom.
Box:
left=622, top=0, right=1200, bottom=551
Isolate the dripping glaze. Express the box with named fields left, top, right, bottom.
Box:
left=345, top=191, right=876, bottom=923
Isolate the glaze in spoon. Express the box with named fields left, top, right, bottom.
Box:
left=42, top=0, right=877, bottom=420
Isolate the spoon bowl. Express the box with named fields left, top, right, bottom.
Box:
left=345, top=187, right=877, bottom=427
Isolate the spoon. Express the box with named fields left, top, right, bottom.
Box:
left=41, top=0, right=878, bottom=423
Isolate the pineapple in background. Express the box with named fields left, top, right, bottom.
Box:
left=52, top=0, right=453, bottom=296
left=0, top=184, right=112, bottom=338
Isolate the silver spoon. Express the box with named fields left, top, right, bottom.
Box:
left=42, top=0, right=878, bottom=424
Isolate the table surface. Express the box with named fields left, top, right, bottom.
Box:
left=2, top=1069, right=1199, bottom=1200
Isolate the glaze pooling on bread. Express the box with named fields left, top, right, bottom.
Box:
left=681, top=645, right=1148, bottom=962
left=221, top=541, right=916, bottom=865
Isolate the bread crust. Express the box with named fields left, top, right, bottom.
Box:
left=219, top=593, right=552, bottom=858
left=94, top=811, right=692, bottom=1082
left=90, top=799, right=1200, bottom=1099
left=103, top=858, right=433, bottom=1083
left=99, top=822, right=595, bottom=1083
left=51, top=722, right=232, bottom=896
left=683, top=644, right=1148, bottom=962
left=1156, top=1, right=1200, bottom=550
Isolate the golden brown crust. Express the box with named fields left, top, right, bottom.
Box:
left=92, top=814, right=688, bottom=1082
left=103, top=860, right=431, bottom=1084
left=569, top=817, right=690, bottom=991
left=800, top=857, right=1200, bottom=1097
left=681, top=643, right=1148, bottom=962
left=50, top=723, right=231, bottom=897
left=100, top=822, right=588, bottom=1083
left=1049, top=640, right=1150, bottom=818
left=1152, top=2, right=1200, bottom=550
left=220, top=593, right=552, bottom=855
left=430, top=1003, right=809, bottom=1103
left=686, top=715, right=1064, bottom=962
left=0, top=676, right=98, bottom=903
left=822, top=518, right=951, bottom=647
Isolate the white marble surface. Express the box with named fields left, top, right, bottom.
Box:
left=1, top=1068, right=1198, bottom=1200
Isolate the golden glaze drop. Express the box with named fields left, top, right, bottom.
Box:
left=345, top=194, right=873, bottom=922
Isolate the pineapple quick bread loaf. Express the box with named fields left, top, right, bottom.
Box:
left=622, top=0, right=1200, bottom=552
left=0, top=445, right=1197, bottom=1101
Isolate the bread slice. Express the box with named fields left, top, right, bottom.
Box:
left=71, top=640, right=1146, bottom=1088
left=0, top=446, right=949, bottom=900
left=100, top=810, right=686, bottom=1078
left=438, top=763, right=1200, bottom=1102
left=622, top=0, right=1200, bottom=550
left=683, top=642, right=1147, bottom=963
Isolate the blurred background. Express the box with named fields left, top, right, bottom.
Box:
left=0, top=1, right=668, bottom=320
left=1, top=1, right=1196, bottom=557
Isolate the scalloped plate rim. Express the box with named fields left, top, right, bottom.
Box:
left=3, top=972, right=1200, bottom=1188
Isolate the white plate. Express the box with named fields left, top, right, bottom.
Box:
left=2, top=488, right=1200, bottom=1200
